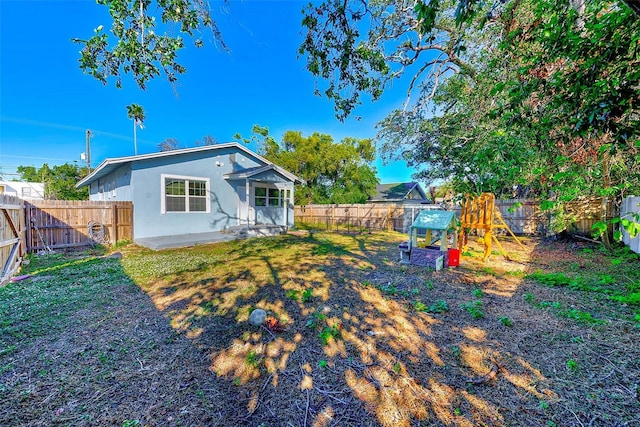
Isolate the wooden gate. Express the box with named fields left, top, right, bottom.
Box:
left=25, top=200, right=133, bottom=253
left=0, top=194, right=25, bottom=285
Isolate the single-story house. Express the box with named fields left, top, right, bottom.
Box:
left=0, top=181, right=45, bottom=200
left=76, top=143, right=304, bottom=243
left=369, top=182, right=431, bottom=204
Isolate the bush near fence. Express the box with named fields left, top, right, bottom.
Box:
left=294, top=198, right=613, bottom=236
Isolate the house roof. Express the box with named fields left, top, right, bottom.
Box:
left=370, top=182, right=429, bottom=202
left=76, top=142, right=303, bottom=188
left=224, top=164, right=304, bottom=184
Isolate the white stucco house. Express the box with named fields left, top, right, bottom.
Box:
left=0, top=181, right=45, bottom=200
left=76, top=143, right=304, bottom=245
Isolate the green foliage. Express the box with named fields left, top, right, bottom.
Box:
left=17, top=163, right=89, bottom=200
left=378, top=282, right=398, bottom=296
left=460, top=300, right=484, bottom=319
left=594, top=211, right=640, bottom=241
left=301, top=288, right=313, bottom=303
left=523, top=293, right=605, bottom=325
left=306, top=312, right=326, bottom=330
left=450, top=345, right=462, bottom=360
left=317, top=359, right=328, bottom=369
left=318, top=325, right=341, bottom=345
left=73, top=0, right=226, bottom=89
left=610, top=293, right=640, bottom=306
left=286, top=289, right=300, bottom=301
left=413, top=301, right=428, bottom=312
left=237, top=126, right=378, bottom=205
left=245, top=350, right=262, bottom=368
left=299, top=0, right=391, bottom=119
left=498, top=316, right=512, bottom=327
left=301, top=0, right=640, bottom=234
left=126, top=103, right=145, bottom=123
left=472, top=288, right=484, bottom=298
left=526, top=271, right=574, bottom=287
left=0, top=254, right=134, bottom=355
left=427, top=299, right=449, bottom=314
left=564, top=309, right=601, bottom=324
left=566, top=358, right=578, bottom=372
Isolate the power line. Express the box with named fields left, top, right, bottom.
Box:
left=0, top=115, right=134, bottom=142
left=0, top=154, right=74, bottom=162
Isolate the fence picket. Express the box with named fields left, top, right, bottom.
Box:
left=294, top=199, right=608, bottom=236
left=25, top=200, right=133, bottom=253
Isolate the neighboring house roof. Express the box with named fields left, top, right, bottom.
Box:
left=370, top=182, right=430, bottom=203
left=76, top=142, right=304, bottom=188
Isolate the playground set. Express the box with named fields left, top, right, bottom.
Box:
left=399, top=193, right=524, bottom=268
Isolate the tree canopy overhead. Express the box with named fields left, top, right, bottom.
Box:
left=301, top=0, right=640, bottom=198
left=73, top=0, right=228, bottom=89
left=299, top=0, right=482, bottom=120
left=73, top=0, right=640, bottom=237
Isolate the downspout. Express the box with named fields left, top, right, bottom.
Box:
left=245, top=178, right=250, bottom=230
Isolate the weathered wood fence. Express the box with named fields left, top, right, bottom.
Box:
left=294, top=203, right=445, bottom=233
left=0, top=194, right=26, bottom=285
left=294, top=198, right=613, bottom=236
left=25, top=200, right=133, bottom=253
left=0, top=199, right=134, bottom=284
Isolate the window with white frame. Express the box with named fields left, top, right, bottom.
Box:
left=162, top=175, right=209, bottom=213
left=254, top=186, right=284, bottom=207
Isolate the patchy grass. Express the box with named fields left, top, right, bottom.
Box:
left=1, top=232, right=639, bottom=426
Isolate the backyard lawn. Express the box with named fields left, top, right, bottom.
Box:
left=1, top=231, right=639, bottom=426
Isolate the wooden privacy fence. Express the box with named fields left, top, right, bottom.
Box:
left=0, top=194, right=26, bottom=285
left=295, top=199, right=612, bottom=236
left=295, top=203, right=442, bottom=233
left=25, top=200, right=133, bottom=253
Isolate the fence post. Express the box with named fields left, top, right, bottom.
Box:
left=111, top=204, right=118, bottom=243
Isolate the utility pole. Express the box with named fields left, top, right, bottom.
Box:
left=85, top=129, right=93, bottom=172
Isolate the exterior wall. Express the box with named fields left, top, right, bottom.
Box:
left=89, top=164, right=133, bottom=201
left=0, top=181, right=45, bottom=200
left=236, top=169, right=295, bottom=228
left=129, top=147, right=264, bottom=240
left=85, top=147, right=298, bottom=240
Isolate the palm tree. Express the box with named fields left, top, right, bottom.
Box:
left=126, top=103, right=145, bottom=155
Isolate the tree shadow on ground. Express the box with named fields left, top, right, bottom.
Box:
left=125, top=231, right=617, bottom=426
left=7, top=232, right=637, bottom=426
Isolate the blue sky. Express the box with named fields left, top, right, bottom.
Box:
left=0, top=0, right=418, bottom=184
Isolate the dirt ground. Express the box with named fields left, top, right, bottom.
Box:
left=1, top=232, right=638, bottom=426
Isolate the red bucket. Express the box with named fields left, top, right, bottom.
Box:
left=448, top=248, right=460, bottom=267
